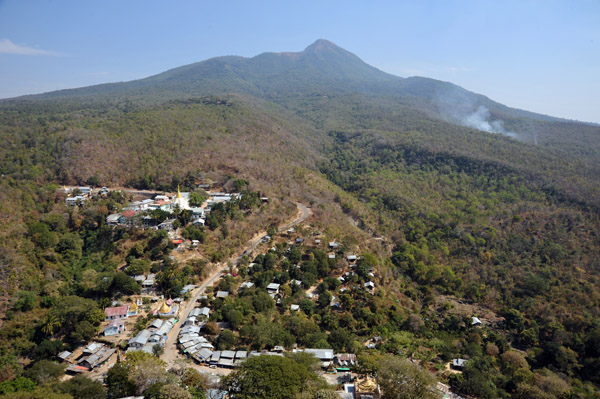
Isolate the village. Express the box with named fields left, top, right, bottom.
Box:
left=57, top=185, right=471, bottom=399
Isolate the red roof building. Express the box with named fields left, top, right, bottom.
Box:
left=104, top=305, right=130, bottom=320
left=121, top=210, right=137, bottom=218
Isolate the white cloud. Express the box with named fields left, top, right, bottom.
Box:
left=0, top=39, right=62, bottom=56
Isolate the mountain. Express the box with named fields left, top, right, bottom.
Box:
left=6, top=39, right=598, bottom=156
left=1, top=40, right=600, bottom=399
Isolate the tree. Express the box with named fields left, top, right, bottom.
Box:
left=182, top=368, right=210, bottom=398
left=25, top=360, right=65, bottom=385
left=222, top=355, right=317, bottom=399
left=40, top=314, right=61, bottom=336
left=377, top=355, right=440, bottom=399
left=34, top=339, right=63, bottom=360
left=0, top=386, right=71, bottom=399
left=152, top=344, right=164, bottom=357
left=127, top=352, right=171, bottom=395
left=86, top=175, right=100, bottom=187
left=317, top=291, right=332, bottom=309
left=203, top=322, right=221, bottom=336
left=299, top=299, right=314, bottom=315
left=217, top=330, right=237, bottom=350
left=112, top=271, right=142, bottom=295
left=224, top=308, right=243, bottom=330
left=71, top=320, right=97, bottom=342
left=146, top=383, right=191, bottom=399
left=189, top=191, right=208, bottom=207
left=59, top=375, right=106, bottom=399
left=252, top=291, right=274, bottom=313
left=106, top=362, right=135, bottom=399
left=0, top=377, right=36, bottom=395
left=13, top=291, right=36, bottom=312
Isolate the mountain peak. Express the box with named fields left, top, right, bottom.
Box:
left=304, top=39, right=341, bottom=53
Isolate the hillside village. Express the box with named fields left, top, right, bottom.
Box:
left=1, top=21, right=599, bottom=399
left=54, top=183, right=475, bottom=399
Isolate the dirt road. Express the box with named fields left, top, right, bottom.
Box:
left=161, top=202, right=311, bottom=366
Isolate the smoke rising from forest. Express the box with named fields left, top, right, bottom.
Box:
left=462, top=106, right=519, bottom=139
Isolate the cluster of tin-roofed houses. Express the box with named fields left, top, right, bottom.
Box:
left=105, top=189, right=240, bottom=230
left=174, top=296, right=359, bottom=370
left=63, top=185, right=245, bottom=230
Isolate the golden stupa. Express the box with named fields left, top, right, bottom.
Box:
left=159, top=301, right=171, bottom=314
left=129, top=301, right=138, bottom=312
left=176, top=185, right=182, bottom=199
left=357, top=375, right=378, bottom=392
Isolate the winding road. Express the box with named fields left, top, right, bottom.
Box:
left=161, top=202, right=311, bottom=365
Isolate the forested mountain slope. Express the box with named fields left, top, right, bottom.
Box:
left=0, top=40, right=599, bottom=399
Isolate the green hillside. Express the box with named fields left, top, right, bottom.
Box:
left=0, top=40, right=599, bottom=399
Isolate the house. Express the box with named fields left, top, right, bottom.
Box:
left=297, top=349, right=334, bottom=368
left=216, top=291, right=229, bottom=299
left=79, top=347, right=116, bottom=370
left=57, top=351, right=72, bottom=362
left=120, top=210, right=139, bottom=227
left=83, top=342, right=103, bottom=355
left=193, top=348, right=213, bottom=364
left=104, top=305, right=130, bottom=321
left=149, top=319, right=164, bottom=329
left=329, top=242, right=340, bottom=248
left=150, top=199, right=171, bottom=211
left=290, top=304, right=300, bottom=311
left=149, top=333, right=163, bottom=344
left=155, top=319, right=175, bottom=337
left=129, top=330, right=151, bottom=348
left=66, top=196, right=86, bottom=206
left=335, top=353, right=357, bottom=368
left=364, top=281, right=375, bottom=290
left=210, top=351, right=221, bottom=366
left=190, top=208, right=205, bottom=221
left=239, top=281, right=254, bottom=290
left=104, top=319, right=125, bottom=336
left=218, top=350, right=236, bottom=368
left=195, top=307, right=211, bottom=320
left=452, top=358, right=468, bottom=370
left=267, top=283, right=280, bottom=295
left=78, top=187, right=92, bottom=196
left=142, top=274, right=156, bottom=293
left=234, top=351, right=248, bottom=367
left=106, top=213, right=121, bottom=226
left=472, top=316, right=482, bottom=326
left=158, top=220, right=175, bottom=231
left=347, top=255, right=358, bottom=262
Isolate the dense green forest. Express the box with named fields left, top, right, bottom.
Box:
left=1, top=39, right=599, bottom=399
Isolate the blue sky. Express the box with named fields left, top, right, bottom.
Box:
left=0, top=0, right=598, bottom=122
